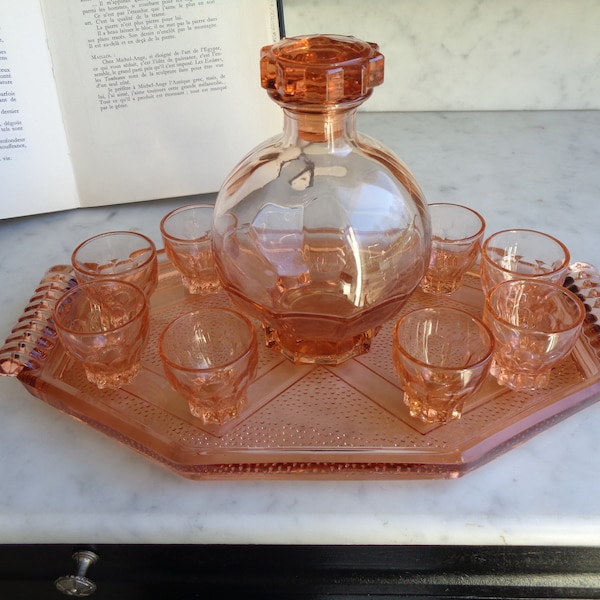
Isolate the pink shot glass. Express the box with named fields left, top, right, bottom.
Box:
left=52, top=279, right=150, bottom=390
left=72, top=231, right=158, bottom=298
left=420, top=203, right=486, bottom=295
left=160, top=204, right=220, bottom=294
left=393, top=306, right=494, bottom=424
left=480, top=228, right=570, bottom=295
left=159, top=308, right=258, bottom=425
left=483, top=279, right=585, bottom=391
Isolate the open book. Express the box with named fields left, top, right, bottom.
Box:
left=0, top=0, right=283, bottom=220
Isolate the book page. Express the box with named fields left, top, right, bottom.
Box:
left=40, top=0, right=282, bottom=208
left=0, top=0, right=79, bottom=219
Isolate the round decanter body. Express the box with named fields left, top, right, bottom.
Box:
left=213, top=35, right=431, bottom=365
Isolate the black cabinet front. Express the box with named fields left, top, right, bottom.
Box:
left=2, top=544, right=600, bottom=599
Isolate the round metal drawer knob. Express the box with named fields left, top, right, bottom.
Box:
left=55, top=550, right=99, bottom=597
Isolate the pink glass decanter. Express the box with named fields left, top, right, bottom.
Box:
left=213, top=34, right=431, bottom=365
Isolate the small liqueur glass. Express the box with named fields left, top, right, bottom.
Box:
left=159, top=308, right=258, bottom=425
left=420, top=202, right=485, bottom=295
left=52, top=279, right=150, bottom=390
left=480, top=228, right=570, bottom=295
left=160, top=203, right=220, bottom=294
left=483, top=279, right=585, bottom=391
left=392, top=307, right=494, bottom=424
left=72, top=231, right=158, bottom=298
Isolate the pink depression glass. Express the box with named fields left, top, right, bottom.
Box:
left=480, top=228, right=570, bottom=295
left=52, top=279, right=150, bottom=389
left=420, top=203, right=485, bottom=295
left=72, top=231, right=158, bottom=297
left=160, top=204, right=220, bottom=293
left=159, top=308, right=258, bottom=425
left=483, top=279, right=585, bottom=391
left=392, top=307, right=494, bottom=424
left=212, top=35, right=431, bottom=366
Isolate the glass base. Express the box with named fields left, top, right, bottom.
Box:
left=403, top=393, right=464, bottom=424
left=188, top=395, right=246, bottom=425
left=263, top=325, right=377, bottom=365
left=490, top=360, right=551, bottom=391
left=420, top=277, right=463, bottom=295
left=181, top=275, right=220, bottom=294
left=85, top=362, right=142, bottom=390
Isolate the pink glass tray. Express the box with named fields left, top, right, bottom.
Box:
left=2, top=252, right=600, bottom=480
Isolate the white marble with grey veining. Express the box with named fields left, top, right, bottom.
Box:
left=282, top=0, right=600, bottom=111
left=1, top=111, right=600, bottom=545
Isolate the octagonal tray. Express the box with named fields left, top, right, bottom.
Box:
left=2, top=252, right=600, bottom=480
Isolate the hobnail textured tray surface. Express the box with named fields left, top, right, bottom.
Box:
left=2, top=253, right=600, bottom=480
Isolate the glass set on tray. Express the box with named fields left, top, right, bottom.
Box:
left=51, top=200, right=584, bottom=430
left=3, top=33, right=595, bottom=480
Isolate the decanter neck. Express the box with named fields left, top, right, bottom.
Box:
left=282, top=106, right=358, bottom=145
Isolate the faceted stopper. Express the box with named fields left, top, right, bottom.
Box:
left=260, top=34, right=384, bottom=106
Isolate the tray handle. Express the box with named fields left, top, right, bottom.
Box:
left=0, top=265, right=76, bottom=376
left=565, top=262, right=600, bottom=353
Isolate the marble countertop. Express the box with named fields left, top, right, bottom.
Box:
left=1, top=111, right=600, bottom=546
